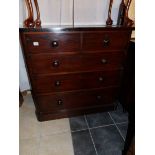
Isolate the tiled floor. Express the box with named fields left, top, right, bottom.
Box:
left=20, top=94, right=128, bottom=155
left=19, top=94, right=74, bottom=155
left=69, top=106, right=128, bottom=155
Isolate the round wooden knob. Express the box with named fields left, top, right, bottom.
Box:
left=97, top=95, right=102, bottom=100
left=55, top=81, right=61, bottom=87
left=101, top=59, right=107, bottom=64
left=99, top=77, right=104, bottom=82
left=52, top=40, right=59, bottom=47
left=53, top=60, right=60, bottom=67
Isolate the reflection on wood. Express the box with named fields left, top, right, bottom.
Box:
left=24, top=0, right=35, bottom=28
left=34, top=0, right=41, bottom=27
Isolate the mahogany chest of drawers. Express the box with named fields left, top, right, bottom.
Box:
left=20, top=27, right=132, bottom=121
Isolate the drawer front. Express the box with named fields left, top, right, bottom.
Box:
left=24, top=33, right=81, bottom=53
left=82, top=31, right=130, bottom=51
left=31, top=70, right=122, bottom=93
left=28, top=52, right=124, bottom=74
left=35, top=87, right=118, bottom=112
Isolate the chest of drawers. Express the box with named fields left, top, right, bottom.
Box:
left=20, top=27, right=132, bottom=121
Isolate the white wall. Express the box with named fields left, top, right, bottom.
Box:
left=19, top=0, right=122, bottom=26
left=19, top=0, right=30, bottom=91
left=19, top=0, right=123, bottom=91
left=19, top=44, right=30, bottom=91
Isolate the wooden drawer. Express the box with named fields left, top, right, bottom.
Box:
left=24, top=33, right=81, bottom=53
left=35, top=87, right=119, bottom=113
left=31, top=70, right=122, bottom=93
left=82, top=31, right=130, bottom=51
left=28, top=52, right=124, bottom=74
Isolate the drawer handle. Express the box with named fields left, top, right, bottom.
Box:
left=103, top=38, right=110, bottom=47
left=52, top=40, right=59, bottom=47
left=55, top=80, right=61, bottom=87
left=57, top=99, right=63, bottom=105
left=53, top=60, right=60, bottom=67
left=97, top=95, right=102, bottom=100
left=101, top=59, right=107, bottom=64
left=98, top=77, right=104, bottom=82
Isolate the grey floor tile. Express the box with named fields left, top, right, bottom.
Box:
left=86, top=112, right=114, bottom=128
left=69, top=116, right=88, bottom=132
left=90, top=125, right=124, bottom=155
left=109, top=110, right=128, bottom=123
left=117, top=123, right=128, bottom=139
left=71, top=130, right=96, bottom=155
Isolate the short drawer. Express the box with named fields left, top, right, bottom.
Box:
left=24, top=33, right=81, bottom=53
left=82, top=31, right=130, bottom=51
left=31, top=70, right=122, bottom=93
left=28, top=52, right=125, bottom=74
left=35, top=87, right=119, bottom=113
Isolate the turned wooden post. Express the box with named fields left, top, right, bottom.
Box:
left=24, top=0, right=35, bottom=28
left=106, top=0, right=113, bottom=25
left=34, top=0, right=41, bottom=27
left=124, top=0, right=134, bottom=26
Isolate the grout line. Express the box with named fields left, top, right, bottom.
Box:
left=71, top=123, right=115, bottom=133
left=71, top=128, right=88, bottom=133
left=84, top=115, right=99, bottom=155
left=108, top=112, right=125, bottom=141
left=71, top=120, right=129, bottom=133
left=89, top=123, right=115, bottom=130
left=115, top=121, right=128, bottom=125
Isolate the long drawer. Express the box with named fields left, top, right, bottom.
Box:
left=24, top=32, right=81, bottom=53
left=27, top=52, right=125, bottom=74
left=82, top=31, right=130, bottom=51
left=31, top=70, right=122, bottom=93
left=35, top=87, right=119, bottom=113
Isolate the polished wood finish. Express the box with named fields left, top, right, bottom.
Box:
left=24, top=33, right=81, bottom=53
left=20, top=27, right=132, bottom=121
left=82, top=31, right=130, bottom=51
left=24, top=0, right=35, bottom=28
left=35, top=87, right=119, bottom=113
left=20, top=26, right=134, bottom=32
left=27, top=52, right=125, bottom=74
left=36, top=104, right=115, bottom=121
left=106, top=0, right=113, bottom=25
left=24, top=31, right=130, bottom=53
left=34, top=0, right=41, bottom=27
left=31, top=70, right=122, bottom=93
